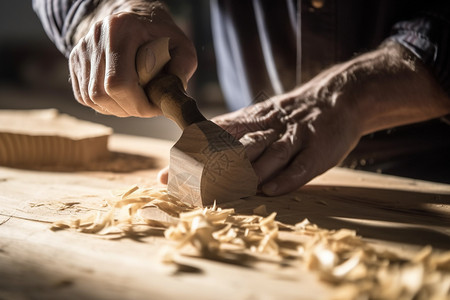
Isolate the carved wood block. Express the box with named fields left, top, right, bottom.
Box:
left=0, top=109, right=112, bottom=167
left=168, top=120, right=258, bottom=206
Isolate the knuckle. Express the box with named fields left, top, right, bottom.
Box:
left=74, top=91, right=90, bottom=107
left=69, top=51, right=77, bottom=64
left=69, top=53, right=81, bottom=72
left=107, top=12, right=135, bottom=32
left=104, top=75, right=129, bottom=97
left=263, top=110, right=284, bottom=129
left=88, top=85, right=105, bottom=102
left=77, top=79, right=88, bottom=96
left=107, top=12, right=127, bottom=25
left=70, top=41, right=89, bottom=68
left=244, top=132, right=268, bottom=148
left=239, top=135, right=256, bottom=149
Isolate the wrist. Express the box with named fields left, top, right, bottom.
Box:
left=72, top=0, right=167, bottom=46
left=330, top=42, right=450, bottom=136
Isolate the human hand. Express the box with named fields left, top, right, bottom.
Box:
left=69, top=6, right=197, bottom=117
left=211, top=79, right=362, bottom=196
left=157, top=42, right=450, bottom=195
left=157, top=77, right=362, bottom=194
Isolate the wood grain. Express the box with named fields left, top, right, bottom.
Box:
left=0, top=134, right=449, bottom=299
left=0, top=109, right=112, bottom=167
left=168, top=121, right=258, bottom=206
left=137, top=40, right=258, bottom=206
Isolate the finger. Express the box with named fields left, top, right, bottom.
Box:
left=165, top=37, right=197, bottom=88
left=252, top=122, right=302, bottom=183
left=239, top=129, right=279, bottom=161
left=88, top=51, right=128, bottom=116
left=103, top=47, right=152, bottom=116
left=213, top=107, right=282, bottom=140
left=69, top=36, right=102, bottom=108
left=69, top=54, right=110, bottom=115
left=261, top=147, right=325, bottom=196
left=68, top=54, right=84, bottom=106
left=76, top=44, right=95, bottom=108
left=157, top=166, right=169, bottom=185
left=69, top=49, right=90, bottom=107
left=81, top=22, right=125, bottom=116
left=104, top=17, right=160, bottom=117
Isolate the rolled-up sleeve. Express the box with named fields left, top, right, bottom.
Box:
left=32, top=0, right=97, bottom=58
left=388, top=5, right=450, bottom=97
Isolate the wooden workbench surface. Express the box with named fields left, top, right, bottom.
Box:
left=1, top=134, right=449, bottom=299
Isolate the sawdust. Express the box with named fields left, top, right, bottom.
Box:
left=50, top=185, right=450, bottom=300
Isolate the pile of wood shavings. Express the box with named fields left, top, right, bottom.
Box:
left=51, top=185, right=450, bottom=300
left=51, top=185, right=193, bottom=234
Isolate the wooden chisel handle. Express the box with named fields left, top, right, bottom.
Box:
left=136, top=38, right=206, bottom=130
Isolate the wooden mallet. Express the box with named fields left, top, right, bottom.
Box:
left=136, top=38, right=258, bottom=206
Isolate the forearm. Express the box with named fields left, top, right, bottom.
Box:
left=349, top=42, right=450, bottom=135
left=299, top=41, right=450, bottom=137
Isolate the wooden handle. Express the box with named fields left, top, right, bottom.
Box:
left=136, top=38, right=206, bottom=129
left=136, top=38, right=171, bottom=86
left=144, top=74, right=206, bottom=129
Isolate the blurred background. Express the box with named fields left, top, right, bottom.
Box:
left=0, top=1, right=227, bottom=141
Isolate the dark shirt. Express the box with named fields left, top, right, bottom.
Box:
left=32, top=0, right=97, bottom=58
left=210, top=0, right=450, bottom=109
left=33, top=0, right=450, bottom=110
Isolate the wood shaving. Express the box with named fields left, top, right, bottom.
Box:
left=50, top=185, right=450, bottom=300
left=253, top=204, right=268, bottom=216
left=51, top=185, right=193, bottom=234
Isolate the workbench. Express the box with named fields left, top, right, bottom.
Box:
left=1, top=134, right=449, bottom=299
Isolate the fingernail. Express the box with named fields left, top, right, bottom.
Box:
left=262, top=182, right=278, bottom=195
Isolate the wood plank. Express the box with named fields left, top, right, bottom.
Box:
left=0, top=109, right=112, bottom=166
left=0, top=216, right=330, bottom=300
left=0, top=133, right=449, bottom=299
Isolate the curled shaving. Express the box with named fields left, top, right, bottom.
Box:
left=51, top=185, right=450, bottom=300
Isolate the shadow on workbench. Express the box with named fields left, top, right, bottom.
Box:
left=6, top=151, right=157, bottom=173
left=230, top=185, right=450, bottom=250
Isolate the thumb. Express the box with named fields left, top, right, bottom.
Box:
left=166, top=41, right=197, bottom=89
left=136, top=38, right=171, bottom=86
left=157, top=165, right=169, bottom=185
left=261, top=147, right=324, bottom=196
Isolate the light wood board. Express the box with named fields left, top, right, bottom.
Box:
left=0, top=109, right=112, bottom=166
left=0, top=133, right=449, bottom=299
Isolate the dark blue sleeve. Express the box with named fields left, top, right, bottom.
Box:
left=388, top=5, right=450, bottom=96
left=32, top=0, right=98, bottom=58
